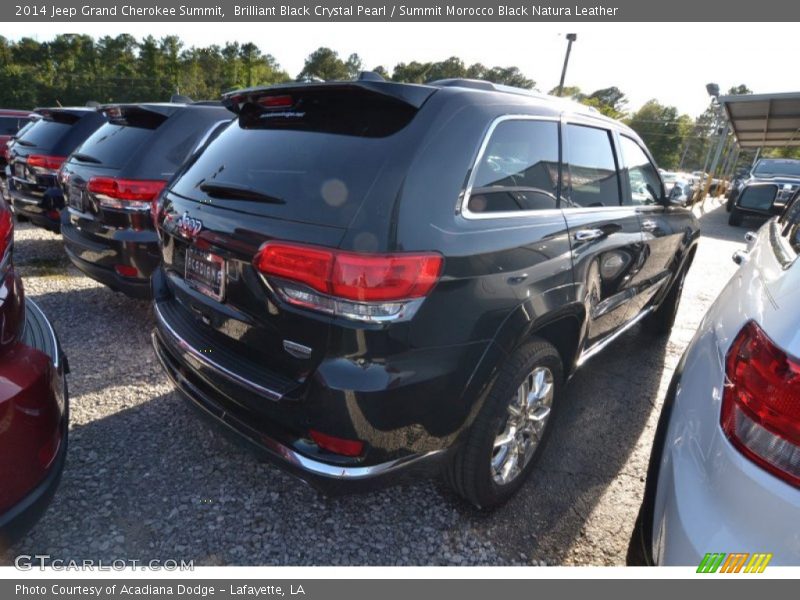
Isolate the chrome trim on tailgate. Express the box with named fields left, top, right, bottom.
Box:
left=153, top=301, right=283, bottom=401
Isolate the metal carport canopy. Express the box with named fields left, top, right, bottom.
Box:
left=720, top=91, right=800, bottom=148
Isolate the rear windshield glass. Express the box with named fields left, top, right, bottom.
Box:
left=753, top=160, right=800, bottom=177
left=17, top=118, right=75, bottom=149
left=74, top=123, right=153, bottom=169
left=171, top=96, right=418, bottom=227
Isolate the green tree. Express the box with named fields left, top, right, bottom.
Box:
left=582, top=86, right=627, bottom=118
left=626, top=99, right=686, bottom=168
left=297, top=47, right=350, bottom=81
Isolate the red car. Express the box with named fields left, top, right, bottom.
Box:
left=0, top=197, right=68, bottom=549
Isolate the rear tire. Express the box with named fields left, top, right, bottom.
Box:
left=445, top=338, right=563, bottom=509
left=642, top=264, right=688, bottom=336
left=728, top=207, right=743, bottom=227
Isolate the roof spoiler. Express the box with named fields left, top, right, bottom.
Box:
left=221, top=80, right=435, bottom=114
left=170, top=94, right=193, bottom=104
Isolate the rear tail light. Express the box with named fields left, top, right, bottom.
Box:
left=87, top=177, right=166, bottom=211
left=253, top=241, right=443, bottom=323
left=26, top=154, right=66, bottom=172
left=113, top=264, right=139, bottom=278
left=309, top=430, right=364, bottom=457
left=721, top=321, right=800, bottom=488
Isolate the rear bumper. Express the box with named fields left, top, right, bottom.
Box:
left=0, top=299, right=68, bottom=547
left=8, top=186, right=61, bottom=233
left=62, top=216, right=155, bottom=299
left=152, top=324, right=450, bottom=493
left=63, top=244, right=151, bottom=299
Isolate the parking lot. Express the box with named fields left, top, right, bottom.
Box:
left=1, top=198, right=746, bottom=566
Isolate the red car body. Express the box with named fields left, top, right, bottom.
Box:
left=0, top=197, right=68, bottom=550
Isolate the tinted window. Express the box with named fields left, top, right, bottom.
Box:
left=17, top=119, right=73, bottom=150
left=564, top=124, right=620, bottom=207
left=619, top=135, right=662, bottom=205
left=468, top=119, right=559, bottom=214
left=133, top=115, right=217, bottom=179
left=0, top=117, right=24, bottom=136
left=753, top=159, right=800, bottom=178
left=170, top=119, right=407, bottom=228
left=778, top=192, right=800, bottom=258
left=73, top=124, right=153, bottom=169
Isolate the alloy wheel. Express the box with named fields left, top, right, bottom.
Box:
left=490, top=366, right=554, bottom=486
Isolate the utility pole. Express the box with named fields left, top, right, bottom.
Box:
left=557, top=34, right=577, bottom=97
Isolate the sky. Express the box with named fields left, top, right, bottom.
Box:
left=8, top=21, right=800, bottom=118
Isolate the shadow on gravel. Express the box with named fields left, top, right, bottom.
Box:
left=3, top=388, right=505, bottom=566
left=449, top=324, right=670, bottom=564
left=25, top=285, right=155, bottom=398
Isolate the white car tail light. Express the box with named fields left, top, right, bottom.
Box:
left=721, top=321, right=800, bottom=488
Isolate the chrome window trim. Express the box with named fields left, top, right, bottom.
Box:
left=459, top=114, right=561, bottom=221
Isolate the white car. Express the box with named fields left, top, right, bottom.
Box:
left=631, top=196, right=800, bottom=565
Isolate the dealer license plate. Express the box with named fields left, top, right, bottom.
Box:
left=185, top=246, right=226, bottom=302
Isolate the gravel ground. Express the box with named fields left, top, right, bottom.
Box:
left=1, top=197, right=749, bottom=566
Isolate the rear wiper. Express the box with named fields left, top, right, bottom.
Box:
left=14, top=139, right=35, bottom=147
left=199, top=182, right=285, bottom=204
left=71, top=153, right=102, bottom=164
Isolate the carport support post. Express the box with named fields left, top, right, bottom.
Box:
left=725, top=146, right=741, bottom=183
left=724, top=137, right=736, bottom=172
left=719, top=139, right=736, bottom=191
left=751, top=147, right=761, bottom=168
left=700, top=123, right=730, bottom=201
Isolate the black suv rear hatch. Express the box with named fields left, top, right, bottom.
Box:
left=62, top=103, right=231, bottom=225
left=10, top=108, right=105, bottom=197
left=158, top=81, right=436, bottom=387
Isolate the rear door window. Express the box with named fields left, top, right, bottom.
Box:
left=563, top=124, right=621, bottom=207
left=619, top=135, right=663, bottom=205
left=467, top=118, right=560, bottom=215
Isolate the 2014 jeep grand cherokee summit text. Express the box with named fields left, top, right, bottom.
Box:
left=151, top=76, right=700, bottom=508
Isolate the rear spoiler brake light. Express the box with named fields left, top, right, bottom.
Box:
left=222, top=81, right=435, bottom=115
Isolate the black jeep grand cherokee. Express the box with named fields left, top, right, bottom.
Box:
left=152, top=76, right=700, bottom=508
left=7, top=107, right=107, bottom=232
left=60, top=101, right=231, bottom=298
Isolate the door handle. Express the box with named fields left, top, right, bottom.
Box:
left=641, top=219, right=658, bottom=232
left=573, top=228, right=604, bottom=242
